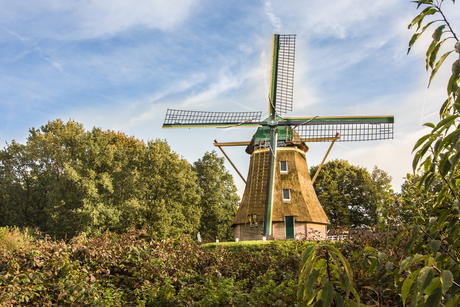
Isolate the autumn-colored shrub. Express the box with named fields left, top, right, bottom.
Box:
left=0, top=228, right=303, bottom=306
left=0, top=227, right=32, bottom=252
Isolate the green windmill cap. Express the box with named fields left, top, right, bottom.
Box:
left=253, top=116, right=295, bottom=143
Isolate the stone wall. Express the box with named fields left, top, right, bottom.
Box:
left=233, top=222, right=327, bottom=241
left=234, top=224, right=265, bottom=241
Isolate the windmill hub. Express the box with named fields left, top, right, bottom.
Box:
left=267, top=118, right=277, bottom=128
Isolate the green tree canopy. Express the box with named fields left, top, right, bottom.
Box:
left=193, top=151, right=239, bottom=242
left=0, top=119, right=201, bottom=240
left=309, top=159, right=392, bottom=228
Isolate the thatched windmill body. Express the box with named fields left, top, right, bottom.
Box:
left=163, top=34, right=394, bottom=240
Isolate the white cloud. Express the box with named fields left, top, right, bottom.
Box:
left=0, top=0, right=200, bottom=40
left=264, top=1, right=283, bottom=31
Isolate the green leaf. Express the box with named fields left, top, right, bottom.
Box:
left=441, top=270, right=453, bottom=293
left=413, top=133, right=433, bottom=152
left=424, top=277, right=441, bottom=296
left=423, top=122, right=436, bottom=128
left=337, top=272, right=350, bottom=293
left=440, top=97, right=452, bottom=115
left=343, top=299, right=359, bottom=307
left=428, top=216, right=437, bottom=229
left=450, top=150, right=460, bottom=175
left=452, top=129, right=460, bottom=148
left=333, top=291, right=345, bottom=307
left=429, top=50, right=455, bottom=87
left=445, top=297, right=460, bottom=307
left=413, top=240, right=426, bottom=254
left=408, top=32, right=423, bottom=54
left=322, top=280, right=334, bottom=307
left=301, top=245, right=317, bottom=268
left=350, top=287, right=361, bottom=305
left=415, top=0, right=434, bottom=9
left=430, top=240, right=441, bottom=254
left=408, top=7, right=438, bottom=31
left=368, top=258, right=378, bottom=275
left=439, top=209, right=450, bottom=225
left=385, top=262, right=394, bottom=272
left=425, top=286, right=442, bottom=306
left=402, top=269, right=421, bottom=307
left=305, top=268, right=321, bottom=295
left=408, top=20, right=437, bottom=54
left=418, top=267, right=434, bottom=294
left=413, top=152, right=422, bottom=172
left=412, top=224, right=421, bottom=236
left=448, top=71, right=459, bottom=95
left=325, top=245, right=353, bottom=282
left=393, top=228, right=410, bottom=250
left=432, top=25, right=446, bottom=42
left=426, top=39, right=438, bottom=70
left=440, top=155, right=452, bottom=176
left=400, top=256, right=415, bottom=273
left=312, top=300, right=323, bottom=307
left=434, top=114, right=460, bottom=133
left=433, top=137, right=443, bottom=156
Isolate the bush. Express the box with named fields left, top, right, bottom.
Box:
left=0, top=228, right=303, bottom=306
left=0, top=227, right=32, bottom=252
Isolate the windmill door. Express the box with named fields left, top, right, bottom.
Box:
left=285, top=216, right=294, bottom=239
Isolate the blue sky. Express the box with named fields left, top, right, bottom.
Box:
left=1, top=0, right=459, bottom=194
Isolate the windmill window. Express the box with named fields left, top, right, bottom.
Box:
left=282, top=189, right=291, bottom=201
left=280, top=161, right=288, bottom=173
left=249, top=214, right=258, bottom=227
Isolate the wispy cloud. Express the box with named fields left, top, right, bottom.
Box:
left=0, top=26, right=29, bottom=43
left=0, top=0, right=200, bottom=40
left=264, top=1, right=282, bottom=31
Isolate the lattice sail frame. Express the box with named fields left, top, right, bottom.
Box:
left=293, top=122, right=393, bottom=142
left=274, top=35, right=296, bottom=115
left=163, top=109, right=262, bottom=126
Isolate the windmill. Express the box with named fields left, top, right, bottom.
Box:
left=163, top=34, right=394, bottom=240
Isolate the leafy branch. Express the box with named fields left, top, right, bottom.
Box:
left=408, top=0, right=459, bottom=90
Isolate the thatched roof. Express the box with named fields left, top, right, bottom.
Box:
left=232, top=146, right=330, bottom=226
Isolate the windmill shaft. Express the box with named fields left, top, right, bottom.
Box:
left=263, top=128, right=277, bottom=236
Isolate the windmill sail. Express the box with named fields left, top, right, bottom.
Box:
left=163, top=109, right=262, bottom=128
left=284, top=116, right=394, bottom=142
left=272, top=35, right=296, bottom=115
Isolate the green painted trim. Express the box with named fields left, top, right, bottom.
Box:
left=269, top=34, right=279, bottom=118
left=162, top=123, right=261, bottom=129
left=283, top=116, right=394, bottom=124
left=263, top=130, right=277, bottom=236
left=254, top=125, right=294, bottom=142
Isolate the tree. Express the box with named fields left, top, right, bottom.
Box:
left=310, top=159, right=392, bottom=228
left=193, top=151, right=239, bottom=242
left=0, top=119, right=202, bottom=240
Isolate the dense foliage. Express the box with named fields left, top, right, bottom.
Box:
left=193, top=151, right=239, bottom=242
left=0, top=227, right=302, bottom=306
left=0, top=120, right=237, bottom=241
left=310, top=160, right=392, bottom=228
left=298, top=1, right=460, bottom=305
